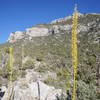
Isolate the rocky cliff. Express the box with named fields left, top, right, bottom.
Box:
left=7, top=13, right=89, bottom=43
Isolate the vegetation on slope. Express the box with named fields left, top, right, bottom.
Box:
left=0, top=13, right=100, bottom=99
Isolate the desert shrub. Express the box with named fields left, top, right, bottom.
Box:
left=43, top=75, right=65, bottom=89
left=20, top=71, right=27, bottom=78
left=4, top=47, right=10, bottom=54
left=88, top=55, right=96, bottom=65
left=23, top=60, right=34, bottom=67
left=13, top=58, right=22, bottom=68
left=77, top=80, right=97, bottom=100
left=36, top=52, right=44, bottom=61
left=56, top=93, right=67, bottom=100
left=96, top=92, right=100, bottom=99
left=36, top=66, right=50, bottom=73
left=0, top=66, right=8, bottom=78
left=35, top=63, right=55, bottom=73
left=44, top=75, right=54, bottom=84
left=12, top=70, right=21, bottom=81
left=56, top=67, right=70, bottom=81
left=20, top=81, right=29, bottom=89
left=56, top=67, right=71, bottom=91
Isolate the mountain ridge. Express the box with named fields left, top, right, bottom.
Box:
left=7, top=13, right=98, bottom=43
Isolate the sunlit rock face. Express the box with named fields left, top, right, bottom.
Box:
left=26, top=27, right=49, bottom=37
left=7, top=13, right=92, bottom=43
left=7, top=31, right=25, bottom=43
left=2, top=69, right=62, bottom=100
left=8, top=27, right=49, bottom=43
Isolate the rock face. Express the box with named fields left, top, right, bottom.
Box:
left=14, top=81, right=61, bottom=100
left=8, top=24, right=88, bottom=43
left=2, top=82, right=61, bottom=100
left=2, top=69, right=62, bottom=100
left=8, top=13, right=97, bottom=43
left=26, top=27, right=49, bottom=37
left=77, top=24, right=89, bottom=33
left=49, top=25, right=72, bottom=34
left=8, top=31, right=25, bottom=43
left=8, top=27, right=49, bottom=43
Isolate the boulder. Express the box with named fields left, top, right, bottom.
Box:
left=2, top=81, right=62, bottom=100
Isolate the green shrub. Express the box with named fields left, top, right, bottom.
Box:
left=44, top=75, right=54, bottom=84
left=23, top=60, right=34, bottom=67
left=56, top=67, right=70, bottom=80
left=20, top=71, right=27, bottom=78
left=77, top=81, right=97, bottom=100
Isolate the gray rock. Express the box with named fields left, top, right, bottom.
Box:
left=78, top=24, right=89, bottom=33
left=8, top=27, right=49, bottom=43
left=8, top=31, right=25, bottom=43
left=49, top=25, right=60, bottom=34
left=2, top=81, right=62, bottom=100
left=26, top=27, right=49, bottom=37
left=2, top=69, right=62, bottom=100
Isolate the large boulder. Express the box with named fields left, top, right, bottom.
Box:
left=2, top=81, right=62, bottom=100
left=2, top=69, right=62, bottom=100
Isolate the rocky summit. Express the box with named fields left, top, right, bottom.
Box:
left=7, top=13, right=88, bottom=43
left=0, top=13, right=100, bottom=100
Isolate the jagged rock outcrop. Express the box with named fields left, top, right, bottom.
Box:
left=8, top=31, right=25, bottom=43
left=8, top=27, right=49, bottom=43
left=49, top=24, right=88, bottom=34
left=7, top=13, right=92, bottom=43
left=49, top=25, right=72, bottom=34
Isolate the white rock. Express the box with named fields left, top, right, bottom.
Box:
left=8, top=31, right=25, bottom=43
left=78, top=24, right=89, bottom=33
left=2, top=81, right=62, bottom=100
left=2, top=69, right=62, bottom=100
left=8, top=27, right=49, bottom=43
left=26, top=27, right=49, bottom=37
left=59, top=25, right=71, bottom=31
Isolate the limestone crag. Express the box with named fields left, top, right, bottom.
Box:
left=26, top=27, right=49, bottom=37
left=8, top=13, right=91, bottom=43
left=8, top=31, right=25, bottom=43
left=8, top=27, right=49, bottom=43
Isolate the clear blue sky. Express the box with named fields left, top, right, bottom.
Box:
left=0, top=0, right=100, bottom=43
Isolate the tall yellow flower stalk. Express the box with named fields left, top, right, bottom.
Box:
left=7, top=47, right=13, bottom=100
left=71, top=4, right=78, bottom=100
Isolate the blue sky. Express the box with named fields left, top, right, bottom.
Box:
left=0, top=0, right=100, bottom=43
